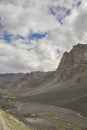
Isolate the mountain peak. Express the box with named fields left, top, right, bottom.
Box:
left=55, top=43, right=87, bottom=81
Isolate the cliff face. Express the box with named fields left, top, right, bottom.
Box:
left=55, top=44, right=87, bottom=81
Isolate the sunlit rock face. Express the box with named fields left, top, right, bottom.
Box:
left=55, top=44, right=87, bottom=81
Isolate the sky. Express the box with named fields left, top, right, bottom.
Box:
left=0, top=0, right=87, bottom=73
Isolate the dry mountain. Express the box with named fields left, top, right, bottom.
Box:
left=0, top=43, right=87, bottom=95
left=0, top=43, right=87, bottom=116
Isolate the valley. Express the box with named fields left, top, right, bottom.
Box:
left=0, top=43, right=87, bottom=130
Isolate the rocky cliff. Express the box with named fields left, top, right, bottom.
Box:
left=55, top=43, right=87, bottom=81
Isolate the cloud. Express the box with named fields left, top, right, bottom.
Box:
left=73, top=0, right=87, bottom=42
left=0, top=40, right=59, bottom=73
left=0, top=0, right=81, bottom=36
left=0, top=0, right=59, bottom=36
left=0, top=0, right=87, bottom=73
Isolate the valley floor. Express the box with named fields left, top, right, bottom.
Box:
left=3, top=99, right=87, bottom=130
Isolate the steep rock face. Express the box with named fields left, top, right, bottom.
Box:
left=55, top=43, right=87, bottom=81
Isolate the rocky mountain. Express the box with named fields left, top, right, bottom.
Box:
left=55, top=43, right=87, bottom=81
left=0, top=73, right=24, bottom=89
left=23, top=43, right=87, bottom=116
left=0, top=43, right=87, bottom=96
left=0, top=43, right=87, bottom=123
left=25, top=43, right=87, bottom=95
left=1, top=71, right=54, bottom=95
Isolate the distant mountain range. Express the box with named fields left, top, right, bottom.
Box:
left=0, top=43, right=87, bottom=116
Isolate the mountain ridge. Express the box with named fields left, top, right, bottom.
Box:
left=0, top=43, right=87, bottom=96
left=0, top=43, right=87, bottom=120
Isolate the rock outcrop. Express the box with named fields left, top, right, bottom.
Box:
left=55, top=43, right=87, bottom=81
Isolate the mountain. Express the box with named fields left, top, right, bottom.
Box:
left=21, top=43, right=87, bottom=95
left=0, top=43, right=87, bottom=116
left=0, top=71, right=54, bottom=95
left=0, top=43, right=87, bottom=93
left=0, top=109, right=30, bottom=130
left=55, top=43, right=87, bottom=81
left=0, top=73, right=24, bottom=88
left=0, top=43, right=86, bottom=95
left=23, top=43, right=87, bottom=116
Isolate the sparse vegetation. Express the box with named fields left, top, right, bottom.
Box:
left=0, top=109, right=30, bottom=130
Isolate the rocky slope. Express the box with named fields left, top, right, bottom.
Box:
left=0, top=71, right=54, bottom=95
left=0, top=73, right=24, bottom=89
left=23, top=43, right=87, bottom=95
left=21, top=43, right=87, bottom=116
left=0, top=43, right=87, bottom=96
left=0, top=109, right=30, bottom=130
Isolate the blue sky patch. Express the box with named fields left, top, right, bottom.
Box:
left=3, top=32, right=12, bottom=43
left=50, top=6, right=72, bottom=24
left=29, top=32, right=47, bottom=40
left=66, top=9, right=71, bottom=15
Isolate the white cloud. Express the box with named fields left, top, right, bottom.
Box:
left=0, top=0, right=81, bottom=36
left=0, top=40, right=59, bottom=73
left=73, top=0, right=87, bottom=42
left=0, top=0, right=59, bottom=36
left=0, top=0, right=87, bottom=73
